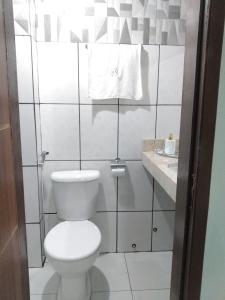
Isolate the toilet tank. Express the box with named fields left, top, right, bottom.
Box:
left=51, top=170, right=100, bottom=221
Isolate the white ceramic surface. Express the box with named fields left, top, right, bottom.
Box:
left=51, top=170, right=100, bottom=220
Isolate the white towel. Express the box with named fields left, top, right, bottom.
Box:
left=88, top=44, right=143, bottom=100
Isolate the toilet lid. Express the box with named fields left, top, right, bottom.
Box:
left=44, top=221, right=101, bottom=261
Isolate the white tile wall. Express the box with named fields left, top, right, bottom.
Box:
left=91, top=212, right=117, bottom=253
left=34, top=105, right=42, bottom=162
left=158, top=46, right=185, bottom=105
left=19, top=104, right=37, bottom=165
left=23, top=167, right=40, bottom=223
left=40, top=105, right=80, bottom=160
left=118, top=161, right=153, bottom=211
left=82, top=161, right=117, bottom=212
left=80, top=105, right=118, bottom=160
left=44, top=214, right=60, bottom=235
left=26, top=224, right=43, bottom=267
left=37, top=43, right=79, bottom=103
left=17, top=38, right=184, bottom=260
left=152, top=211, right=175, bottom=251
left=119, top=106, right=156, bottom=159
left=42, top=161, right=80, bottom=213
left=15, top=36, right=34, bottom=102
left=156, top=105, right=181, bottom=139
left=118, top=212, right=152, bottom=252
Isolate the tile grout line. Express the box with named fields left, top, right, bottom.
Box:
left=124, top=253, right=134, bottom=300
left=116, top=100, right=119, bottom=253
left=77, top=43, right=82, bottom=170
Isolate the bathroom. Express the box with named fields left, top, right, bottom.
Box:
left=1, top=0, right=225, bottom=300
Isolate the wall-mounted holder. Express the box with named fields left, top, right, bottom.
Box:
left=110, top=158, right=126, bottom=177
left=38, top=151, right=49, bottom=167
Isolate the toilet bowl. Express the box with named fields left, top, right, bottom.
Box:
left=44, top=170, right=101, bottom=300
left=44, top=221, right=101, bottom=300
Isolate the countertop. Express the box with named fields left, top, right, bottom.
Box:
left=142, top=151, right=177, bottom=202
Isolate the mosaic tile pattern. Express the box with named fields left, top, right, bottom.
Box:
left=13, top=0, right=30, bottom=35
left=14, top=0, right=186, bottom=45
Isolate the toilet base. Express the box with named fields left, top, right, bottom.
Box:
left=57, top=272, right=91, bottom=300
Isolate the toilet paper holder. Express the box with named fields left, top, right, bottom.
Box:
left=110, top=158, right=126, bottom=177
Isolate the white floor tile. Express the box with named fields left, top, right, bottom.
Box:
left=30, top=295, right=57, bottom=300
left=132, top=290, right=170, bottom=300
left=90, top=253, right=130, bottom=292
left=91, top=291, right=133, bottom=300
left=125, top=252, right=172, bottom=290
left=29, top=263, right=60, bottom=295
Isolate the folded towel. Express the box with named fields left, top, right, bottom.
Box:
left=88, top=44, right=143, bottom=100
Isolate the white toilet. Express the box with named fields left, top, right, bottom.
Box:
left=44, top=170, right=102, bottom=300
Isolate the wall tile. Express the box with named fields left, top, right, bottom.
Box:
left=37, top=43, right=79, bottom=103
left=80, top=105, right=118, bottom=160
left=26, top=224, right=43, bottom=267
left=152, top=211, right=175, bottom=251
left=40, top=105, right=80, bottom=160
left=158, top=46, right=185, bottom=104
left=34, top=105, right=42, bottom=162
left=154, top=181, right=175, bottom=211
left=120, top=45, right=159, bottom=105
left=13, top=0, right=30, bottom=35
left=118, top=161, right=153, bottom=211
left=119, top=106, right=156, bottom=159
left=91, top=212, right=117, bottom=253
left=15, top=36, right=33, bottom=102
left=156, top=105, right=181, bottom=139
left=42, top=161, right=80, bottom=213
left=82, top=161, right=117, bottom=212
left=23, top=167, right=40, bottom=223
left=118, top=212, right=152, bottom=252
left=44, top=214, right=61, bottom=234
left=19, top=104, right=37, bottom=165
left=31, top=39, right=40, bottom=103
left=156, top=19, right=185, bottom=45
left=79, top=44, right=118, bottom=104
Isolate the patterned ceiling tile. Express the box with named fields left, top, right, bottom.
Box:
left=120, top=17, right=132, bottom=43
left=108, top=16, right=120, bottom=43
left=13, top=0, right=186, bottom=45
left=120, top=0, right=133, bottom=17
left=180, top=0, right=187, bottom=19
left=95, top=1, right=108, bottom=16
left=13, top=0, right=30, bottom=35
left=95, top=17, right=108, bottom=42
left=149, top=18, right=157, bottom=44
left=157, top=0, right=181, bottom=19
left=132, top=17, right=144, bottom=44
left=156, top=18, right=185, bottom=45
left=108, top=0, right=120, bottom=16
left=144, top=0, right=157, bottom=18
left=132, top=0, right=145, bottom=17
left=82, top=16, right=95, bottom=42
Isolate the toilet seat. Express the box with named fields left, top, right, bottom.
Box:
left=44, top=220, right=101, bottom=262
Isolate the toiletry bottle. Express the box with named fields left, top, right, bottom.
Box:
left=165, top=134, right=176, bottom=155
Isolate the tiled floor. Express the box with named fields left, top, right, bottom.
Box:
left=29, top=252, right=172, bottom=300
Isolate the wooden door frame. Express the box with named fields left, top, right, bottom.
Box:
left=1, top=0, right=30, bottom=298
left=171, top=0, right=225, bottom=299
